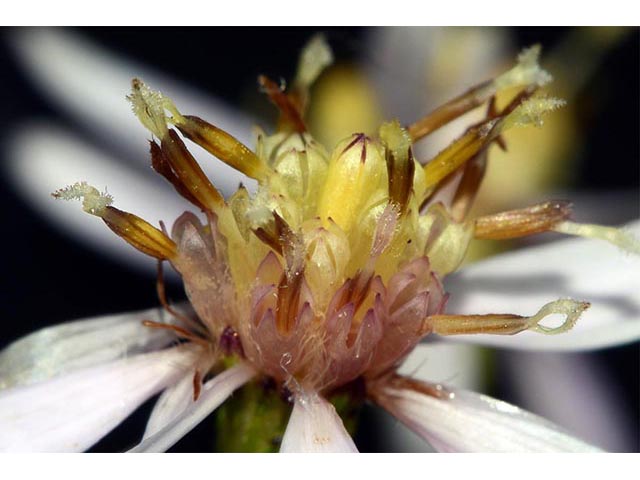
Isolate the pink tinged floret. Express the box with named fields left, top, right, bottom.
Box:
left=170, top=211, right=236, bottom=339
left=366, top=257, right=447, bottom=377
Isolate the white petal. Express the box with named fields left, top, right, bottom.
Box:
left=366, top=27, right=511, bottom=161
left=0, top=304, right=191, bottom=389
left=142, top=371, right=195, bottom=439
left=4, top=123, right=192, bottom=273
left=444, top=220, right=640, bottom=350
left=129, top=363, right=256, bottom=452
left=8, top=28, right=254, bottom=193
left=280, top=393, right=358, bottom=453
left=503, top=351, right=636, bottom=452
left=0, top=346, right=196, bottom=452
left=373, top=343, right=485, bottom=452
left=374, top=381, right=601, bottom=452
left=398, top=343, right=484, bottom=390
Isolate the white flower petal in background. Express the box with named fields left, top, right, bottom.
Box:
left=0, top=346, right=196, bottom=452
left=398, top=343, right=485, bottom=390
left=280, top=393, right=358, bottom=453
left=445, top=220, right=640, bottom=351
left=365, top=27, right=510, bottom=160
left=375, top=382, right=601, bottom=452
left=142, top=371, right=197, bottom=439
left=503, top=350, right=636, bottom=452
left=7, top=28, right=254, bottom=195
left=4, top=123, right=193, bottom=273
left=0, top=304, right=190, bottom=390
left=130, top=363, right=256, bottom=452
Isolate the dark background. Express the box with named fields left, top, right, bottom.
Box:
left=0, top=27, right=637, bottom=452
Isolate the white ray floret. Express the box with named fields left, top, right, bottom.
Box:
left=280, top=393, right=358, bottom=453
left=130, top=363, right=256, bottom=452
left=375, top=382, right=601, bottom=452
left=0, top=346, right=197, bottom=452
left=0, top=305, right=190, bottom=390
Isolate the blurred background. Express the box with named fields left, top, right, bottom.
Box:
left=0, top=27, right=638, bottom=451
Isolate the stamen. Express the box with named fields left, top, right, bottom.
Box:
left=421, top=93, right=565, bottom=199
left=380, top=120, right=415, bottom=213
left=53, top=182, right=177, bottom=260
left=554, top=221, right=640, bottom=255
left=474, top=200, right=573, bottom=240
left=275, top=216, right=306, bottom=334
left=174, top=115, right=270, bottom=181
left=427, top=299, right=589, bottom=336
left=129, top=79, right=225, bottom=212
left=421, top=121, right=494, bottom=194
left=449, top=149, right=488, bottom=222
left=407, top=45, right=552, bottom=141
left=448, top=97, right=499, bottom=222
left=149, top=140, right=205, bottom=210
left=258, top=75, right=307, bottom=133
left=159, top=130, right=225, bottom=212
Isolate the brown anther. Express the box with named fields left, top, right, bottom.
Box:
left=276, top=221, right=306, bottom=334
left=258, top=75, right=306, bottom=133
left=449, top=150, right=489, bottom=222
left=192, top=370, right=202, bottom=402
left=101, top=207, right=177, bottom=260
left=420, top=88, right=537, bottom=201
left=386, top=146, right=415, bottom=214
left=253, top=225, right=284, bottom=256
left=421, top=126, right=489, bottom=195
left=330, top=270, right=374, bottom=317
left=175, top=115, right=270, bottom=181
left=252, top=212, right=306, bottom=335
left=158, top=129, right=225, bottom=212
left=407, top=79, right=494, bottom=142
left=474, top=200, right=574, bottom=240
left=252, top=211, right=300, bottom=262
left=275, top=264, right=305, bottom=335
left=486, top=97, right=508, bottom=152
left=407, top=45, right=548, bottom=142
left=150, top=140, right=205, bottom=211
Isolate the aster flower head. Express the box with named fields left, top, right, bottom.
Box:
left=2, top=34, right=639, bottom=453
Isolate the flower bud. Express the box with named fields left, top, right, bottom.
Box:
left=317, top=133, right=388, bottom=233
